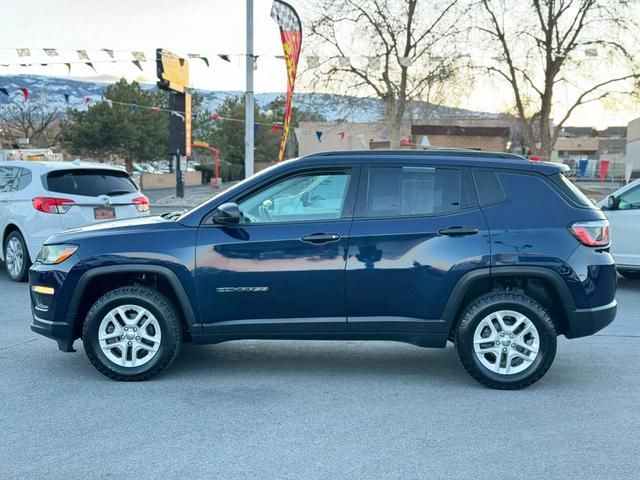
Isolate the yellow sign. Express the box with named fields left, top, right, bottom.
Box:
left=156, top=49, right=189, bottom=93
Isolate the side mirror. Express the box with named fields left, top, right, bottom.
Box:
left=211, top=202, right=241, bottom=225
left=606, top=195, right=618, bottom=211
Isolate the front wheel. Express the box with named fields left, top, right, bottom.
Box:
left=82, top=286, right=182, bottom=381
left=455, top=291, right=557, bottom=390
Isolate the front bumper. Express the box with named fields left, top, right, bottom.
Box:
left=564, top=300, right=617, bottom=339
left=31, top=314, right=76, bottom=352
left=29, top=255, right=83, bottom=352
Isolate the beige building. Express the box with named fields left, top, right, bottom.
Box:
left=296, top=122, right=411, bottom=156
left=628, top=118, right=640, bottom=175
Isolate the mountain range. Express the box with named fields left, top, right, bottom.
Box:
left=0, top=74, right=503, bottom=123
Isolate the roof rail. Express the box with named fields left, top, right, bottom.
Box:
left=305, top=149, right=526, bottom=160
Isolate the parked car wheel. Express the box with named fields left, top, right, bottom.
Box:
left=82, top=286, right=182, bottom=381
left=618, top=269, right=640, bottom=280
left=4, top=230, right=30, bottom=282
left=455, top=291, right=557, bottom=390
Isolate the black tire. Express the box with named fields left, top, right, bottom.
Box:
left=618, top=269, right=640, bottom=280
left=455, top=291, right=557, bottom=390
left=82, top=286, right=182, bottom=381
left=4, top=230, right=30, bottom=282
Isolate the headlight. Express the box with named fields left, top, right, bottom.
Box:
left=36, top=244, right=78, bottom=265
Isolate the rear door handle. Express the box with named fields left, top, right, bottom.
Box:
left=438, top=226, right=479, bottom=237
left=301, top=233, right=341, bottom=244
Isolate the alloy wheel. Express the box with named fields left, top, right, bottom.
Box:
left=473, top=310, right=540, bottom=375
left=98, top=305, right=162, bottom=368
left=6, top=237, right=24, bottom=279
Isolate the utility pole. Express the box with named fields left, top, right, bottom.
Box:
left=244, top=0, right=255, bottom=179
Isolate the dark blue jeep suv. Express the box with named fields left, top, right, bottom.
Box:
left=29, top=150, right=617, bottom=389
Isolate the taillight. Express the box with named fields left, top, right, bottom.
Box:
left=133, top=196, right=150, bottom=213
left=32, top=197, right=75, bottom=214
left=570, top=220, right=610, bottom=247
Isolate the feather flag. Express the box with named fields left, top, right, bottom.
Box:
left=271, top=0, right=302, bottom=162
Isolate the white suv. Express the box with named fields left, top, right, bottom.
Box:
left=598, top=178, right=640, bottom=279
left=0, top=161, right=150, bottom=281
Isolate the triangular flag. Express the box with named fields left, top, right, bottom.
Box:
left=77, top=50, right=90, bottom=61
left=338, top=131, right=345, bottom=140
left=210, top=113, right=220, bottom=122
left=85, top=62, right=97, bottom=73
left=218, top=54, right=231, bottom=62
left=16, top=48, right=30, bottom=57
left=63, top=93, right=70, bottom=104
left=400, top=137, right=410, bottom=145
left=132, top=60, right=143, bottom=71
left=130, top=104, right=137, bottom=113
left=85, top=96, right=91, bottom=105
left=43, top=48, right=58, bottom=57
left=316, top=131, right=323, bottom=142
left=254, top=123, right=261, bottom=136
left=151, top=106, right=161, bottom=112
left=188, top=54, right=210, bottom=67
left=19, top=87, right=29, bottom=101
left=102, top=49, right=115, bottom=58
left=105, top=99, right=113, bottom=108
left=64, top=63, right=72, bottom=74
left=272, top=124, right=280, bottom=134
left=0, top=88, right=9, bottom=96
left=132, top=51, right=146, bottom=62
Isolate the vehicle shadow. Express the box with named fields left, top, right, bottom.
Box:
left=166, top=340, right=466, bottom=383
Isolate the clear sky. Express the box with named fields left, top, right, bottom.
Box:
left=0, top=0, right=637, bottom=127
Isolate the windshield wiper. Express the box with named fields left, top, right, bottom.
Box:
left=106, top=190, right=132, bottom=196
left=160, top=209, right=186, bottom=220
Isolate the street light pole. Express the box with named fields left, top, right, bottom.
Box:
left=244, top=0, right=255, bottom=179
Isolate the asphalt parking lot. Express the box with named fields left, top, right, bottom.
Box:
left=1, top=271, right=639, bottom=479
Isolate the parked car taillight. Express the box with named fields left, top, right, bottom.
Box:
left=570, top=220, right=610, bottom=247
left=133, top=196, right=150, bottom=213
left=32, top=197, right=75, bottom=214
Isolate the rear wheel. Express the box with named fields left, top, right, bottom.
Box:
left=4, top=230, right=30, bottom=282
left=455, top=291, right=557, bottom=390
left=82, top=286, right=182, bottom=381
left=618, top=269, right=640, bottom=280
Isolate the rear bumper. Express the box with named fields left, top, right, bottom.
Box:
left=565, top=300, right=617, bottom=339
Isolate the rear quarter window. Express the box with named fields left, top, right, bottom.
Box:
left=548, top=173, right=593, bottom=207
left=46, top=169, right=137, bottom=197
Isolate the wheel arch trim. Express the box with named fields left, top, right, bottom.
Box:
left=442, top=266, right=576, bottom=325
left=66, top=264, right=199, bottom=331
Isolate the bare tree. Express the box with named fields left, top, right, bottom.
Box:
left=307, top=0, right=471, bottom=147
left=0, top=99, right=62, bottom=148
left=478, top=0, right=640, bottom=159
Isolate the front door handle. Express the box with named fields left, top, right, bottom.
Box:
left=439, top=226, right=479, bottom=237
left=301, top=233, right=341, bottom=244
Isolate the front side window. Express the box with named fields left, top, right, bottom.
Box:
left=237, top=170, right=351, bottom=223
left=618, top=186, right=640, bottom=210
left=366, top=166, right=462, bottom=217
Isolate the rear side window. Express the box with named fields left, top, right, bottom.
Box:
left=366, top=166, right=462, bottom=217
left=473, top=169, right=507, bottom=206
left=17, top=168, right=32, bottom=191
left=46, top=169, right=137, bottom=197
left=548, top=173, right=592, bottom=207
